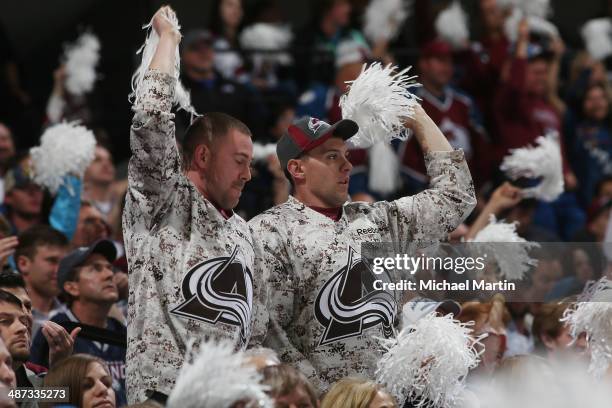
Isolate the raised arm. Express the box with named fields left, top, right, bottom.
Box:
left=379, top=105, right=476, bottom=247
left=125, top=6, right=182, bottom=230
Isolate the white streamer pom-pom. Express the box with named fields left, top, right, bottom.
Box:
left=581, top=18, right=612, bottom=61
left=469, top=215, right=539, bottom=281
left=30, top=122, right=96, bottom=194
left=129, top=8, right=198, bottom=118
left=376, top=314, right=481, bottom=408
left=363, top=0, right=410, bottom=43
left=496, top=0, right=551, bottom=18
left=240, top=23, right=292, bottom=66
left=340, top=62, right=420, bottom=148
left=435, top=1, right=469, bottom=50
left=500, top=132, right=564, bottom=202
left=63, top=32, right=100, bottom=96
left=252, top=142, right=276, bottom=162
left=505, top=8, right=559, bottom=42
left=562, top=278, right=612, bottom=378
left=167, top=339, right=272, bottom=408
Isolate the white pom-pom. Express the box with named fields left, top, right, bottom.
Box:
left=340, top=62, right=420, bottom=148
left=500, top=132, right=564, bottom=202
left=252, top=142, right=276, bottom=162
left=363, top=0, right=411, bottom=43
left=167, top=339, right=272, bottom=408
left=468, top=215, right=539, bottom=281
left=368, top=141, right=400, bottom=195
left=435, top=1, right=469, bottom=50
left=504, top=8, right=559, bottom=42
left=581, top=18, right=612, bottom=61
left=63, top=32, right=100, bottom=96
left=29, top=122, right=96, bottom=194
left=497, top=0, right=551, bottom=18
left=562, top=278, right=612, bottom=378
left=240, top=23, right=292, bottom=66
left=376, top=314, right=481, bottom=408
left=129, top=8, right=198, bottom=118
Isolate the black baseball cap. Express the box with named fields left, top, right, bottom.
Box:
left=57, top=239, right=117, bottom=292
left=277, top=117, right=359, bottom=171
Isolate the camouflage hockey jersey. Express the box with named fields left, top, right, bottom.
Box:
left=123, top=70, right=256, bottom=403
left=249, top=150, right=475, bottom=390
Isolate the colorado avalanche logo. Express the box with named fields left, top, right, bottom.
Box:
left=314, top=247, right=396, bottom=346
left=170, top=247, right=253, bottom=345
left=308, top=118, right=327, bottom=134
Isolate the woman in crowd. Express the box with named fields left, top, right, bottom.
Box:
left=42, top=354, right=115, bottom=408
left=321, top=378, right=397, bottom=408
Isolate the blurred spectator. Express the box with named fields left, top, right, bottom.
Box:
left=293, top=0, right=367, bottom=89
left=0, top=290, right=43, bottom=390
left=0, top=124, right=15, bottom=203
left=236, top=102, right=294, bottom=218
left=15, top=225, right=68, bottom=336
left=1, top=159, right=43, bottom=235
left=320, top=377, right=396, bottom=408
left=566, top=83, right=612, bottom=209
left=547, top=245, right=602, bottom=300
left=210, top=0, right=247, bottom=81
left=45, top=65, right=94, bottom=126
left=401, top=39, right=490, bottom=191
left=529, top=248, right=563, bottom=301
left=82, top=145, right=126, bottom=227
left=175, top=29, right=265, bottom=139
left=72, top=201, right=110, bottom=249
left=30, top=239, right=126, bottom=406
left=459, top=295, right=509, bottom=374
left=42, top=354, right=115, bottom=408
left=260, top=364, right=319, bottom=408
left=0, top=337, right=15, bottom=389
left=574, top=197, right=611, bottom=242
left=532, top=301, right=587, bottom=359
left=504, top=300, right=534, bottom=357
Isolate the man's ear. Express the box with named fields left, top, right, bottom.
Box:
left=192, top=144, right=210, bottom=170
left=16, top=256, right=30, bottom=276
left=287, top=159, right=305, bottom=183
left=63, top=281, right=79, bottom=299
left=541, top=334, right=556, bottom=351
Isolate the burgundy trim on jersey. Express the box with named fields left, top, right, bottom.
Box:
left=309, top=205, right=343, bottom=221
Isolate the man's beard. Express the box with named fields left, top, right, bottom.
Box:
left=12, top=208, right=40, bottom=221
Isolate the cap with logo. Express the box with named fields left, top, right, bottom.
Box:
left=276, top=116, right=359, bottom=172
left=402, top=297, right=461, bottom=327
left=57, top=239, right=117, bottom=293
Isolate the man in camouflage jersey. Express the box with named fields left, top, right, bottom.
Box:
left=123, top=6, right=257, bottom=405
left=249, top=108, right=476, bottom=390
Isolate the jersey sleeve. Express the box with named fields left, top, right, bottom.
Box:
left=124, top=70, right=182, bottom=231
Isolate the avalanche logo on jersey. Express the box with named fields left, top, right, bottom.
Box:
left=170, top=246, right=253, bottom=345
left=314, top=247, right=396, bottom=346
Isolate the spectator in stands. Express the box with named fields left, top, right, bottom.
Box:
left=567, top=83, right=612, bottom=209
left=42, top=354, right=115, bottom=408
left=82, top=145, right=126, bottom=226
left=401, top=39, right=490, bottom=191
left=210, top=0, right=246, bottom=81
left=176, top=29, right=264, bottom=139
left=1, top=159, right=43, bottom=235
left=321, top=378, right=396, bottom=408
left=532, top=301, right=587, bottom=359
left=30, top=239, right=126, bottom=406
left=0, top=271, right=78, bottom=369
left=71, top=201, right=110, bottom=249
left=0, top=337, right=15, bottom=389
left=293, top=0, right=367, bottom=88
left=15, top=226, right=68, bottom=336
left=0, top=290, right=42, bottom=389
left=260, top=364, right=319, bottom=408
left=0, top=124, right=15, bottom=203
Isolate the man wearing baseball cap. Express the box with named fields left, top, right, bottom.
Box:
left=29, top=239, right=127, bottom=406
left=249, top=105, right=475, bottom=390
